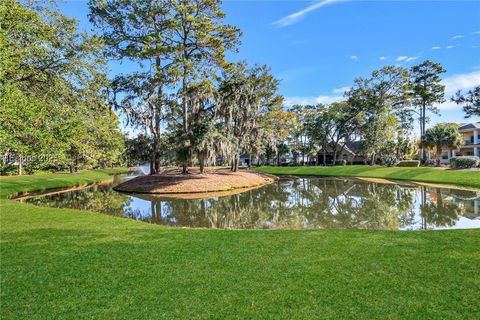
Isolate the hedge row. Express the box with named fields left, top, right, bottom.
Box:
left=397, top=160, right=420, bottom=167
left=451, top=156, right=480, bottom=169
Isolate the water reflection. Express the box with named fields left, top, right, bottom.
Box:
left=23, top=176, right=480, bottom=230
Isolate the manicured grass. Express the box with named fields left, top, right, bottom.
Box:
left=0, top=168, right=129, bottom=199
left=253, top=165, right=480, bottom=189
left=1, top=169, right=480, bottom=319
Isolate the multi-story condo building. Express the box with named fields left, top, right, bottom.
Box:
left=441, top=122, right=479, bottom=164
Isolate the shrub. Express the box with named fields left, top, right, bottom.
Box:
left=397, top=160, right=420, bottom=167
left=0, top=164, right=17, bottom=176
left=334, top=160, right=347, bottom=166
left=379, top=155, right=399, bottom=167
left=451, top=156, right=480, bottom=169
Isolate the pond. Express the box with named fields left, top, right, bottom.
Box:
left=20, top=175, right=480, bottom=230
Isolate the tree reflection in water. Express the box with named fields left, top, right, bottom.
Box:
left=24, top=177, right=479, bottom=230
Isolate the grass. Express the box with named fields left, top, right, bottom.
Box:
left=0, top=168, right=129, bottom=199
left=1, top=169, right=480, bottom=319
left=253, top=165, right=480, bottom=189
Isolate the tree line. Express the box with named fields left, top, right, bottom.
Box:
left=89, top=0, right=478, bottom=171
left=280, top=62, right=479, bottom=167
left=1, top=0, right=124, bottom=175
left=88, top=0, right=294, bottom=174
left=1, top=0, right=479, bottom=175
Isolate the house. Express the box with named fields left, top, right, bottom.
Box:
left=306, top=141, right=366, bottom=165
left=441, top=122, right=479, bottom=164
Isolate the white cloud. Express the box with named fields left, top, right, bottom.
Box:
left=349, top=55, right=358, bottom=61
left=379, top=56, right=387, bottom=60
left=451, top=35, right=464, bottom=40
left=431, top=46, right=441, bottom=50
left=284, top=94, right=344, bottom=106
left=396, top=56, right=418, bottom=62
left=284, top=71, right=480, bottom=113
left=284, top=87, right=348, bottom=106
left=473, top=31, right=480, bottom=35
left=333, top=86, right=350, bottom=94
left=437, top=70, right=480, bottom=110
left=273, top=0, right=348, bottom=27
left=446, top=45, right=455, bottom=49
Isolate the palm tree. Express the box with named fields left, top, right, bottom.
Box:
left=421, top=123, right=463, bottom=167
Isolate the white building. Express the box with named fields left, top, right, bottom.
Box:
left=441, top=122, right=479, bottom=164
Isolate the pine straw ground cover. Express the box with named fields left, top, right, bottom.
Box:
left=113, top=167, right=275, bottom=194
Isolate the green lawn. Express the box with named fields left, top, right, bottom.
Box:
left=1, top=169, right=479, bottom=319
left=0, top=168, right=129, bottom=199
left=253, top=165, right=480, bottom=189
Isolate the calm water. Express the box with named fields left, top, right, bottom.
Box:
left=22, top=175, right=480, bottom=230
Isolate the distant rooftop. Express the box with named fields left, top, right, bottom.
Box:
left=345, top=141, right=363, bottom=153
left=458, top=122, right=480, bottom=131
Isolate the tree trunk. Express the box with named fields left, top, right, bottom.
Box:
left=301, top=150, right=305, bottom=166
left=182, top=63, right=189, bottom=174
left=370, top=153, right=376, bottom=166
left=435, top=148, right=442, bottom=167
left=233, top=154, right=238, bottom=172
left=199, top=152, right=205, bottom=174
left=276, top=151, right=280, bottom=166
left=323, top=145, right=327, bottom=166
left=231, top=154, right=239, bottom=172
left=18, top=154, right=23, bottom=176
left=152, top=135, right=160, bottom=175
left=151, top=55, right=163, bottom=175
left=420, top=101, right=427, bottom=162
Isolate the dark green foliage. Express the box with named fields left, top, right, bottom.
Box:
left=409, top=60, right=446, bottom=160
left=379, top=154, right=400, bottom=167
left=124, top=134, right=153, bottom=166
left=421, top=123, right=463, bottom=167
left=451, top=156, right=480, bottom=169
left=1, top=1, right=125, bottom=174
left=452, top=86, right=480, bottom=118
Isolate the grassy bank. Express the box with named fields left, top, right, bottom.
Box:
left=0, top=168, right=129, bottom=199
left=1, top=170, right=479, bottom=319
left=253, top=165, right=480, bottom=189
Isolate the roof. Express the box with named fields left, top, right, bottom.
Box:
left=458, top=122, right=480, bottom=131
left=345, top=141, right=364, bottom=154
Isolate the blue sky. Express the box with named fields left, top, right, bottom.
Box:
left=60, top=0, right=480, bottom=130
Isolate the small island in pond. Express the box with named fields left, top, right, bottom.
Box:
left=114, top=167, right=275, bottom=195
